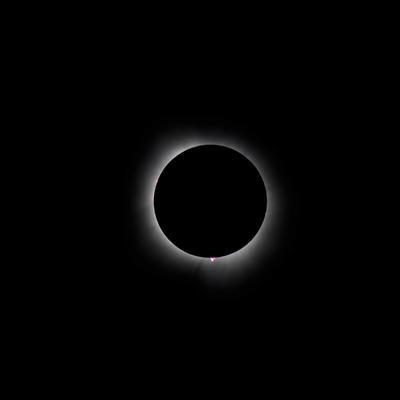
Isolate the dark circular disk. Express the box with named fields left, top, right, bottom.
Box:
left=153, top=145, right=267, bottom=258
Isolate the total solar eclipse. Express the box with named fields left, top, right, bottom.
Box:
left=153, top=144, right=267, bottom=259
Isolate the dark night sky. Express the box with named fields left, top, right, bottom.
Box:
left=70, top=65, right=345, bottom=324
left=12, top=9, right=378, bottom=389
left=46, top=32, right=359, bottom=355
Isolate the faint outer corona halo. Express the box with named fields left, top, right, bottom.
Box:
left=132, top=128, right=285, bottom=283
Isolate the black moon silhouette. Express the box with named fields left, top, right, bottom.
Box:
left=153, top=145, right=267, bottom=259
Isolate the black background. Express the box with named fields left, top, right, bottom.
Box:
left=64, top=50, right=349, bottom=332
left=34, top=23, right=365, bottom=373
left=7, top=6, right=383, bottom=392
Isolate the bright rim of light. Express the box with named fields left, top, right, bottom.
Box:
left=131, top=127, right=285, bottom=286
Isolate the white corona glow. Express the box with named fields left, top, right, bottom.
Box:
left=131, top=126, right=286, bottom=287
